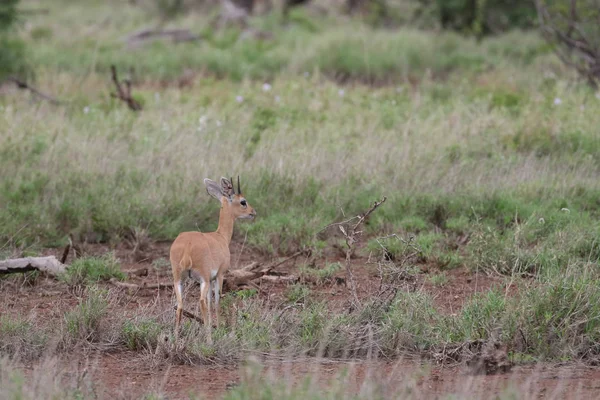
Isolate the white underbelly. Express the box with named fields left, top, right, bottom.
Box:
left=188, top=269, right=219, bottom=282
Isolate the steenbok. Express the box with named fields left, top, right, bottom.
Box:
left=170, top=176, right=256, bottom=336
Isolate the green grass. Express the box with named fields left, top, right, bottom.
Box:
left=0, top=316, right=47, bottom=360
left=59, top=253, right=125, bottom=287
left=121, top=318, right=163, bottom=351
left=63, top=286, right=109, bottom=344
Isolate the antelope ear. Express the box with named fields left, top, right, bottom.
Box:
left=204, top=179, right=223, bottom=201
left=220, top=177, right=235, bottom=199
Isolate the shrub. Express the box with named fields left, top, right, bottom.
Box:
left=0, top=316, right=47, bottom=360
left=60, top=253, right=125, bottom=287
left=63, top=287, right=109, bottom=344
left=429, top=0, right=536, bottom=36
left=0, top=0, right=29, bottom=81
left=121, top=318, right=163, bottom=351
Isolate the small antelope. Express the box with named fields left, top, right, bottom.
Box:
left=170, top=176, right=256, bottom=334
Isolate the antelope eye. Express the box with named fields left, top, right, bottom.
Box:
left=240, top=199, right=247, bottom=207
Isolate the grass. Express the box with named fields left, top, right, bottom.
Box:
left=3, top=0, right=600, bottom=396
left=0, top=316, right=47, bottom=361
left=59, top=253, right=125, bottom=287
left=63, top=286, right=110, bottom=344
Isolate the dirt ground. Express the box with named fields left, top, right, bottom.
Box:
left=2, top=241, right=599, bottom=399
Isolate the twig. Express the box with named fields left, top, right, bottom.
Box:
left=109, top=278, right=173, bottom=290
left=60, top=237, right=72, bottom=264
left=269, top=249, right=309, bottom=270
left=172, top=305, right=204, bottom=324
left=110, top=65, right=142, bottom=111
left=2, top=77, right=62, bottom=105
left=320, top=197, right=387, bottom=306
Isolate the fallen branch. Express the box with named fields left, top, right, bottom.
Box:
left=109, top=278, right=139, bottom=289
left=126, top=28, right=200, bottom=48
left=0, top=256, right=66, bottom=276
left=109, top=278, right=173, bottom=290
left=110, top=65, right=142, bottom=111
left=127, top=267, right=149, bottom=277
left=172, top=305, right=204, bottom=324
left=2, top=77, right=62, bottom=105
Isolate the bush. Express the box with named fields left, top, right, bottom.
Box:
left=0, top=316, right=47, bottom=360
left=0, top=0, right=29, bottom=80
left=59, top=253, right=125, bottom=287
left=121, top=318, right=163, bottom=351
left=425, top=0, right=536, bottom=36
left=63, top=287, right=109, bottom=344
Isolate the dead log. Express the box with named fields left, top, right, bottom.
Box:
left=126, top=28, right=200, bottom=48
left=0, top=256, right=66, bottom=276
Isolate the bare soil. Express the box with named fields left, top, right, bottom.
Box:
left=2, top=240, right=599, bottom=399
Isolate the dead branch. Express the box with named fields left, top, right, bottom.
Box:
left=126, top=28, right=200, bottom=48
left=172, top=305, right=203, bottom=324
left=110, top=65, right=142, bottom=111
left=320, top=197, right=387, bottom=306
left=126, top=267, right=149, bottom=277
left=270, top=249, right=310, bottom=269
left=109, top=278, right=139, bottom=289
left=60, top=238, right=72, bottom=264
left=2, top=77, right=62, bottom=105
left=0, top=256, right=66, bottom=276
left=535, top=0, right=600, bottom=87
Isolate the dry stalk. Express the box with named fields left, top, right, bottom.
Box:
left=320, top=196, right=386, bottom=306
left=110, top=65, right=142, bottom=111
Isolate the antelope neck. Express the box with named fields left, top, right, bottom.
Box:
left=216, top=197, right=236, bottom=243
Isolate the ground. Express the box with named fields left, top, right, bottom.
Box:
left=2, top=240, right=600, bottom=399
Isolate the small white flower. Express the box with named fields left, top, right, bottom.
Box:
left=553, top=97, right=562, bottom=106
left=538, top=217, right=545, bottom=224
left=338, top=89, right=345, bottom=97
left=83, top=106, right=90, bottom=114
left=236, top=95, right=244, bottom=103
left=262, top=83, right=272, bottom=92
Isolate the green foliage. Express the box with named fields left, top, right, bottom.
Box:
left=301, top=262, right=342, bottom=284
left=121, top=318, right=163, bottom=351
left=286, top=284, right=311, bottom=304
left=0, top=315, right=47, bottom=360
left=432, top=0, right=536, bottom=36
left=428, top=272, right=449, bottom=286
left=60, top=253, right=125, bottom=287
left=63, top=287, right=108, bottom=343
left=517, top=266, right=600, bottom=358
left=0, top=0, right=19, bottom=31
